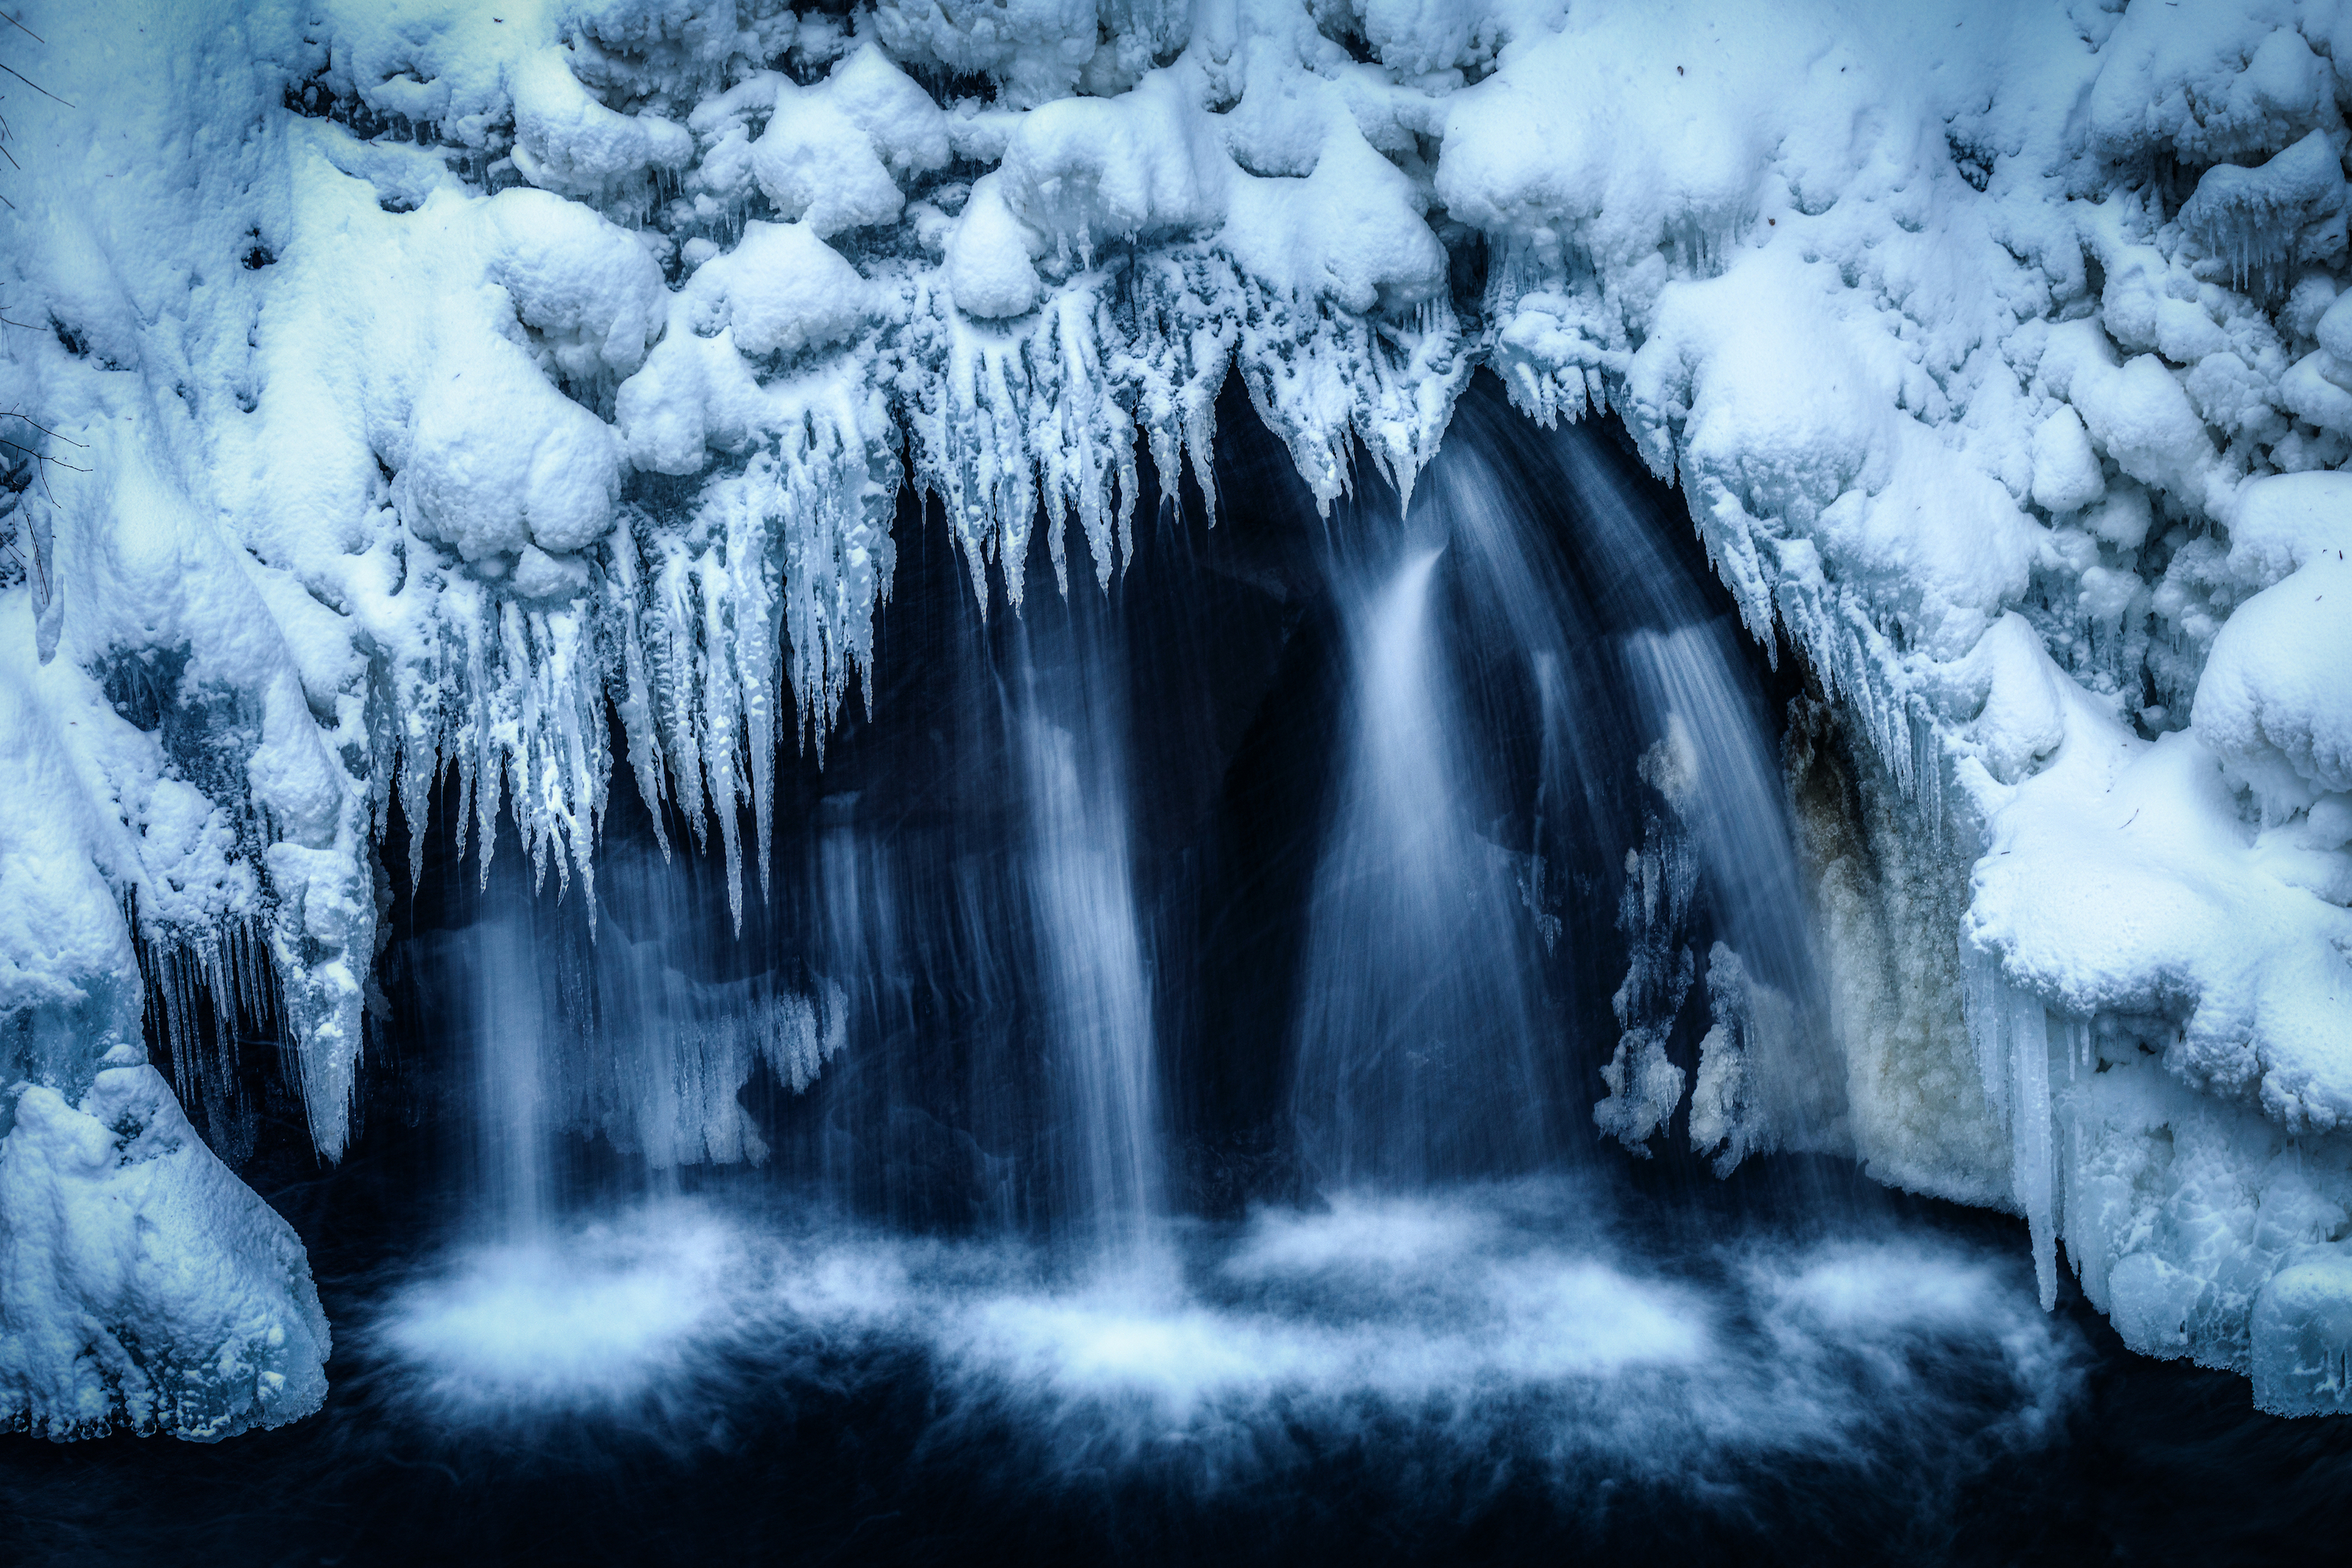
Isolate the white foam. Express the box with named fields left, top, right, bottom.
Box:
left=382, top=1203, right=748, bottom=1409
left=370, top=1180, right=2084, bottom=1479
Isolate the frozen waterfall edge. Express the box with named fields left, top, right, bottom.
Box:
left=6, top=0, right=2352, bottom=1432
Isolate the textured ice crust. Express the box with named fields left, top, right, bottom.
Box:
left=0, top=1059, right=330, bottom=1439
left=3, top=0, right=2352, bottom=1425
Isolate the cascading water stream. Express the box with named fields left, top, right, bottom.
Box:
left=1011, top=593, right=1167, bottom=1272
left=109, top=390, right=2140, bottom=1563
left=1283, top=407, right=1837, bottom=1183
left=469, top=902, right=553, bottom=1247
left=1290, top=516, right=1557, bottom=1186
left=401, top=401, right=1841, bottom=1379
left=1551, top=428, right=1845, bottom=1165
left=27, top=363, right=2284, bottom=1564
left=1559, top=432, right=1824, bottom=1006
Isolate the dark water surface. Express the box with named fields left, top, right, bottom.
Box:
left=8, top=1159, right=2352, bottom=1566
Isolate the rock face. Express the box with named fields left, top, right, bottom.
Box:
left=3, top=0, right=2351, bottom=1430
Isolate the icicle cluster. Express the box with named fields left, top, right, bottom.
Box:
left=1594, top=809, right=1696, bottom=1156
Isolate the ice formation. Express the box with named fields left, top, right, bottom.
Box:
left=4, top=0, right=2352, bottom=1434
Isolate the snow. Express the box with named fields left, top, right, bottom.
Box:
left=680, top=218, right=872, bottom=358
left=2195, top=556, right=2352, bottom=806
left=402, top=327, right=624, bottom=562
left=511, top=44, right=695, bottom=194
left=2228, top=470, right=2352, bottom=587
left=4, top=0, right=2352, bottom=1431
left=2180, top=128, right=2349, bottom=290
left=2, top=1061, right=328, bottom=1439
left=2031, top=408, right=2106, bottom=516
left=944, top=173, right=1047, bottom=319
left=750, top=48, right=942, bottom=236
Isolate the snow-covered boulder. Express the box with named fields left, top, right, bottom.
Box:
left=2, top=1062, right=328, bottom=1439
left=2196, top=556, right=2352, bottom=811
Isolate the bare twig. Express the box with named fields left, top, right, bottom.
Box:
left=0, top=19, right=86, bottom=523
left=0, top=435, right=91, bottom=470
left=0, top=60, right=71, bottom=107
left=0, top=411, right=89, bottom=447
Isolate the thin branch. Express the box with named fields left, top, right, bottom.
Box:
left=0, top=60, right=70, bottom=107
left=0, top=439, right=91, bottom=473
left=0, top=17, right=87, bottom=519
left=0, top=411, right=88, bottom=446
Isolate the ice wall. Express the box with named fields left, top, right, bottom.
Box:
left=4, top=0, right=2352, bottom=1430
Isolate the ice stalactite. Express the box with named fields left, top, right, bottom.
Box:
left=133, top=922, right=280, bottom=1170
left=1962, top=938, right=2064, bottom=1312
left=1595, top=804, right=1696, bottom=1158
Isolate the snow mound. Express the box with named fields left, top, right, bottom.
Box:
left=2196, top=556, right=2352, bottom=808
left=1, top=1062, right=328, bottom=1439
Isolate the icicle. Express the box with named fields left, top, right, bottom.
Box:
left=2009, top=990, right=2058, bottom=1311
left=1595, top=811, right=1698, bottom=1156
left=605, top=531, right=673, bottom=860
left=1962, top=935, right=2062, bottom=1310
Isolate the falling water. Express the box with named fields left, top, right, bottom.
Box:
left=793, top=516, right=1168, bottom=1265
left=1555, top=428, right=1846, bottom=1161
left=444, top=830, right=840, bottom=1234
left=1013, top=592, right=1167, bottom=1267
left=1290, top=502, right=1556, bottom=1186
left=1283, top=407, right=1840, bottom=1185
left=117, top=388, right=2159, bottom=1565
left=468, top=899, right=553, bottom=1244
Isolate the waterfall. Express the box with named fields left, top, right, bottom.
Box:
left=1545, top=423, right=1844, bottom=1167
left=1012, top=593, right=1166, bottom=1267
left=1621, top=622, right=1843, bottom=1165
left=287, top=389, right=2124, bottom=1554
left=430, top=818, right=839, bottom=1246
left=1290, top=503, right=1556, bottom=1187
left=1280, top=406, right=1836, bottom=1180
left=468, top=899, right=554, bottom=1245
left=792, top=516, right=1167, bottom=1263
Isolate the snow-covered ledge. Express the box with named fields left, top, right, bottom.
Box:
left=3, top=0, right=2350, bottom=1434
